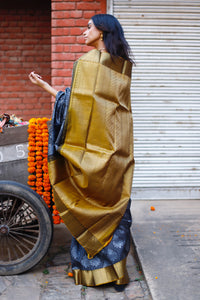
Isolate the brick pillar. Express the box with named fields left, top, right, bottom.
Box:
left=51, top=0, right=106, bottom=96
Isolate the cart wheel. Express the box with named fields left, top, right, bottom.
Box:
left=0, top=181, right=53, bottom=275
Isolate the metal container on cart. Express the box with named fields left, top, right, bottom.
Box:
left=0, top=125, right=53, bottom=275
left=0, top=125, right=29, bottom=184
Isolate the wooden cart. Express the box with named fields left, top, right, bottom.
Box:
left=0, top=125, right=53, bottom=275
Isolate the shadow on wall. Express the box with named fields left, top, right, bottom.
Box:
left=0, top=0, right=51, bottom=121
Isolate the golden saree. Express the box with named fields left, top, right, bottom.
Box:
left=48, top=49, right=134, bottom=259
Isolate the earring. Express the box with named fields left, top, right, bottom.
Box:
left=100, top=33, right=103, bottom=41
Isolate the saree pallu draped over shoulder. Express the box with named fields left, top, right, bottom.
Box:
left=48, top=49, right=134, bottom=261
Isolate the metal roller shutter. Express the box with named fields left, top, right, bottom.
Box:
left=108, top=0, right=200, bottom=199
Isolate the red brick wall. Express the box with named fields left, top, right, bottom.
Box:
left=0, top=1, right=51, bottom=121
left=0, top=0, right=106, bottom=120
left=51, top=0, right=106, bottom=95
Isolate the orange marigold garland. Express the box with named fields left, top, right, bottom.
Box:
left=27, top=119, right=36, bottom=190
left=41, top=119, right=51, bottom=209
left=27, top=117, right=62, bottom=224
left=35, top=119, right=43, bottom=197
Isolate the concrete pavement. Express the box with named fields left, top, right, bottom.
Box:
left=0, top=223, right=151, bottom=300
left=2, top=199, right=199, bottom=300
left=131, top=199, right=200, bottom=300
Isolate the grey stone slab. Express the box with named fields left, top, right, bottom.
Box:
left=1, top=273, right=41, bottom=300
left=131, top=200, right=200, bottom=300
left=0, top=278, right=7, bottom=294
left=85, top=287, right=105, bottom=300
left=125, top=281, right=145, bottom=299
left=0, top=276, right=15, bottom=299
left=40, top=275, right=82, bottom=300
left=1, top=223, right=151, bottom=300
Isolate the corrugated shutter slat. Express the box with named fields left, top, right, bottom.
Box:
left=112, top=0, right=200, bottom=196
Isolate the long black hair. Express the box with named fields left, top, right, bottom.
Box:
left=91, top=14, right=133, bottom=63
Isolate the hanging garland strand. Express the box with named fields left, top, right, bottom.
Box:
left=27, top=117, right=62, bottom=224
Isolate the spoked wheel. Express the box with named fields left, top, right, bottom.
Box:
left=0, top=181, right=53, bottom=275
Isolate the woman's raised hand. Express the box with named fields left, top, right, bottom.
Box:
left=28, top=71, right=58, bottom=97
left=29, top=71, right=44, bottom=87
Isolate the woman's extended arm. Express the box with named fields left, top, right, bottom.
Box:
left=29, top=71, right=58, bottom=98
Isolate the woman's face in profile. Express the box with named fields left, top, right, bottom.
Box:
left=83, top=20, right=102, bottom=48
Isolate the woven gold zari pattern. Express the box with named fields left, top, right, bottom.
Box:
left=73, top=257, right=129, bottom=286
left=48, top=49, right=134, bottom=257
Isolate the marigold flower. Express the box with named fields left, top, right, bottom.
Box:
left=43, top=181, right=51, bottom=185
left=36, top=155, right=43, bottom=161
left=41, top=124, right=47, bottom=129
left=27, top=128, right=35, bottom=133
left=28, top=136, right=35, bottom=141
left=43, top=173, right=49, bottom=179
left=28, top=157, right=35, bottom=162
left=150, top=206, right=155, bottom=211
left=28, top=167, right=36, bottom=173
left=28, top=175, right=36, bottom=181
left=36, top=173, right=43, bottom=178
left=28, top=124, right=36, bottom=129
left=36, top=147, right=43, bottom=151
left=37, top=191, right=43, bottom=196
left=36, top=177, right=43, bottom=181
left=28, top=152, right=36, bottom=157
left=43, top=191, right=50, bottom=197
left=37, top=160, right=43, bottom=166
left=41, top=117, right=50, bottom=123
left=29, top=118, right=36, bottom=123
left=28, top=162, right=36, bottom=167
left=44, top=197, right=51, bottom=202
left=36, top=151, right=43, bottom=156
left=27, top=181, right=35, bottom=186
left=53, top=216, right=61, bottom=224
left=42, top=166, right=48, bottom=173
left=28, top=146, right=35, bottom=151
left=44, top=186, right=51, bottom=191
left=36, top=128, right=42, bottom=135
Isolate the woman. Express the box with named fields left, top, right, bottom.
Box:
left=29, top=14, right=134, bottom=292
